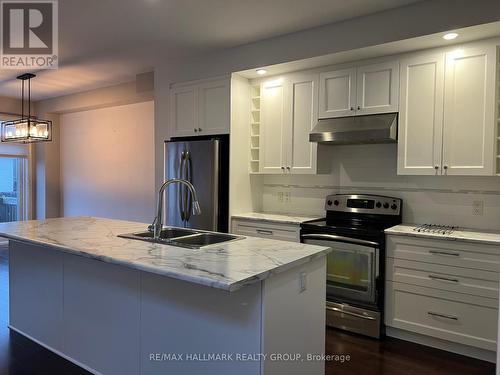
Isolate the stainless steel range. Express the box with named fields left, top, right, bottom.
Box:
left=300, top=194, right=402, bottom=338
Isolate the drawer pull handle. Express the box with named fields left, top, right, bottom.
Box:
left=428, top=274, right=459, bottom=283
left=427, top=311, right=458, bottom=321
left=256, top=229, right=274, bottom=235
left=429, top=250, right=460, bottom=257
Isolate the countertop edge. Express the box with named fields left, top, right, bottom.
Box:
left=385, top=227, right=500, bottom=246
left=231, top=213, right=321, bottom=225
left=1, top=232, right=331, bottom=292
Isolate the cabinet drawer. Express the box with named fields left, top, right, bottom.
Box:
left=385, top=281, right=498, bottom=350
left=231, top=219, right=299, bottom=242
left=387, top=236, right=500, bottom=272
left=387, top=258, right=499, bottom=299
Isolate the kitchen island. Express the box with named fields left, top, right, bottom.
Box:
left=0, top=216, right=330, bottom=375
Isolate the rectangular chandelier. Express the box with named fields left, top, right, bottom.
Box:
left=1, top=118, right=52, bottom=143
left=0, top=73, right=52, bottom=144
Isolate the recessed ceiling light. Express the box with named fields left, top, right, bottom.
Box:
left=443, top=33, right=458, bottom=40
left=256, top=69, right=267, bottom=75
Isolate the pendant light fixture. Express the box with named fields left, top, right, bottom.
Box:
left=1, top=73, right=52, bottom=143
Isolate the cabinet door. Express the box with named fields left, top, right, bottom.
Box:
left=260, top=79, right=289, bottom=174
left=198, top=79, right=230, bottom=135
left=170, top=85, right=197, bottom=137
left=318, top=68, right=356, bottom=118
left=397, top=53, right=444, bottom=175
left=442, top=46, right=496, bottom=175
left=287, top=73, right=318, bottom=174
left=356, top=61, right=399, bottom=115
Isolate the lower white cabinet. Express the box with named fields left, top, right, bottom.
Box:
left=231, top=218, right=300, bottom=242
left=385, top=234, right=500, bottom=352
left=385, top=281, right=498, bottom=351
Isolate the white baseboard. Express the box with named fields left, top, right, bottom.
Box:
left=386, top=326, right=497, bottom=363
left=9, top=325, right=101, bottom=375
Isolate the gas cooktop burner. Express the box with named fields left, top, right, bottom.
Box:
left=413, top=223, right=457, bottom=235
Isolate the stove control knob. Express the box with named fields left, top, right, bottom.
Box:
left=334, top=200, right=340, bottom=206
left=383, top=202, right=389, bottom=209
left=376, top=202, right=382, bottom=208
left=391, top=204, right=398, bottom=210
left=327, top=200, right=333, bottom=206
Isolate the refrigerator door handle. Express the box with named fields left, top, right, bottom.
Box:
left=178, top=151, right=186, bottom=222
left=212, top=140, right=220, bottom=231
left=185, top=151, right=193, bottom=221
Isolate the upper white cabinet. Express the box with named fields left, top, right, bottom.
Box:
left=260, top=78, right=289, bottom=174
left=442, top=46, right=496, bottom=176
left=398, top=52, right=445, bottom=175
left=170, top=85, right=197, bottom=137
left=288, top=74, right=318, bottom=174
left=170, top=77, right=230, bottom=137
left=318, top=68, right=356, bottom=118
left=259, top=73, right=318, bottom=174
left=398, top=45, right=497, bottom=176
left=319, top=60, right=399, bottom=119
left=356, top=61, right=400, bottom=115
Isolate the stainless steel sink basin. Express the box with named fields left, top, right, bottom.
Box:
left=169, top=233, right=241, bottom=249
left=118, top=228, right=243, bottom=249
left=118, top=227, right=198, bottom=242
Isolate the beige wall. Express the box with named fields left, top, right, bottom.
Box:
left=35, top=73, right=154, bottom=219
left=0, top=95, right=22, bottom=116
left=60, top=101, right=155, bottom=222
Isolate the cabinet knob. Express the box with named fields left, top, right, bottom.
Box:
left=194, top=128, right=198, bottom=133
left=357, top=106, right=361, bottom=110
left=350, top=107, right=354, bottom=111
left=281, top=166, right=285, bottom=170
left=434, top=166, right=439, bottom=170
left=443, top=165, right=448, bottom=170
left=198, top=128, right=202, bottom=132
left=286, top=166, right=291, bottom=170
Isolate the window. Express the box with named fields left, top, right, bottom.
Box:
left=0, top=156, right=29, bottom=222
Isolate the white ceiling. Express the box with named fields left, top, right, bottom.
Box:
left=0, top=0, right=423, bottom=100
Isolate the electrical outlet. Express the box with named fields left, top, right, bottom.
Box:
left=472, top=200, right=484, bottom=216
left=284, top=192, right=291, bottom=204
left=277, top=192, right=284, bottom=203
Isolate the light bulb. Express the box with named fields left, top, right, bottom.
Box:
left=443, top=33, right=458, bottom=40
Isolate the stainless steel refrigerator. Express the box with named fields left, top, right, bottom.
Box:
left=163, top=135, right=229, bottom=232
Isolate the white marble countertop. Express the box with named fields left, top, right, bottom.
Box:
left=385, top=224, right=500, bottom=246
left=0, top=216, right=330, bottom=292
left=232, top=212, right=322, bottom=225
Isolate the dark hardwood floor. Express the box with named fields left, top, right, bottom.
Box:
left=0, top=241, right=495, bottom=375
left=326, top=328, right=495, bottom=375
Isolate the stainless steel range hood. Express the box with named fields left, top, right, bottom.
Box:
left=309, top=113, right=398, bottom=144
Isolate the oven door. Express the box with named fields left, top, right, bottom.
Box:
left=301, top=234, right=379, bottom=306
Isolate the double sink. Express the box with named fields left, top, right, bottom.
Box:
left=118, top=227, right=243, bottom=249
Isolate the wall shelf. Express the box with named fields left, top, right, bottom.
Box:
left=250, top=84, right=261, bottom=173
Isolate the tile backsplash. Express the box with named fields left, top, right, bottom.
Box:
left=260, top=144, right=500, bottom=231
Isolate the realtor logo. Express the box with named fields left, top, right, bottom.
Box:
left=1, top=0, right=58, bottom=69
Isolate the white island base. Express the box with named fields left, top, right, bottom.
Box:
left=8, top=240, right=326, bottom=375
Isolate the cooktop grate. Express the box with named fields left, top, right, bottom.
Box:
left=413, top=224, right=458, bottom=235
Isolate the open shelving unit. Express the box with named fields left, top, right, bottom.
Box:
left=250, top=84, right=261, bottom=173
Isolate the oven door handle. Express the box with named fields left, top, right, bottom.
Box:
left=301, top=233, right=379, bottom=247
left=326, top=306, right=376, bottom=321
